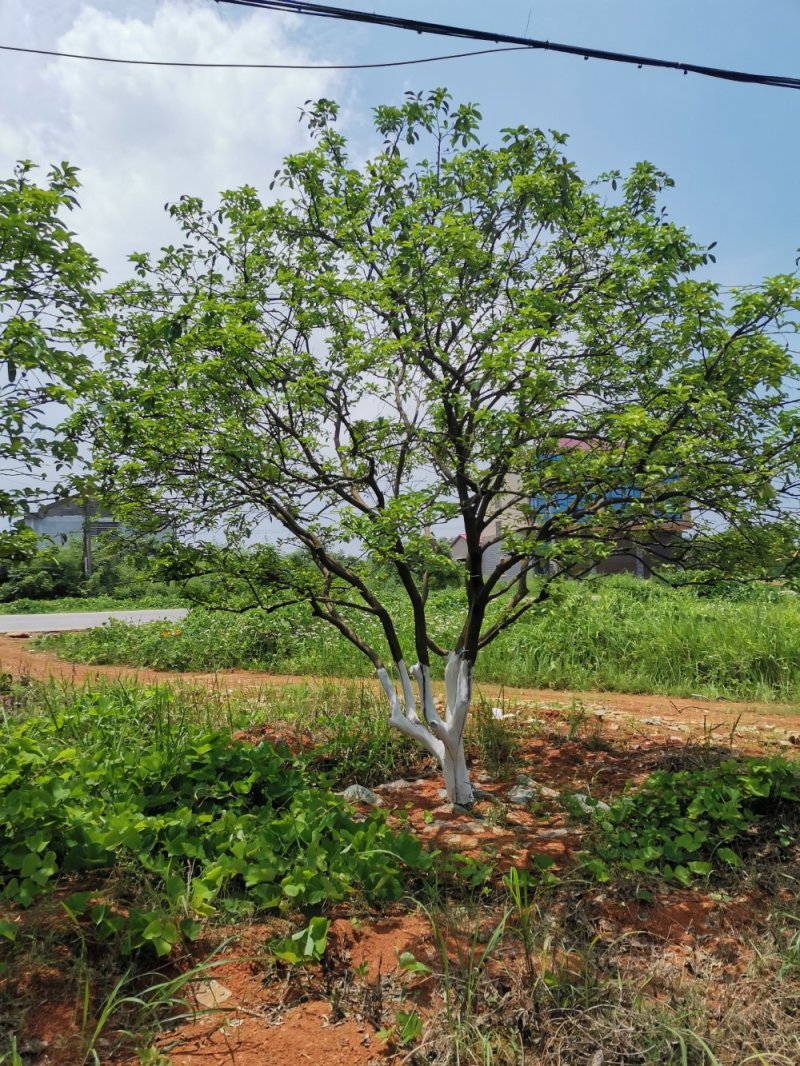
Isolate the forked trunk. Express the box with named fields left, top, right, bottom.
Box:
left=378, top=652, right=475, bottom=807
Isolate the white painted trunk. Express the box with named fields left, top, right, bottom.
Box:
left=378, top=653, right=475, bottom=806
left=441, top=736, right=474, bottom=806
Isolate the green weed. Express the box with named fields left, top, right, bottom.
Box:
left=0, top=594, right=183, bottom=615
left=585, top=755, right=800, bottom=885
left=298, top=682, right=429, bottom=788
left=0, top=684, right=431, bottom=957
left=37, top=576, right=800, bottom=702
left=469, top=697, right=520, bottom=778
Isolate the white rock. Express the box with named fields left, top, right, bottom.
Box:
left=340, top=784, right=382, bottom=806
left=567, top=792, right=610, bottom=814
left=192, top=980, right=232, bottom=1008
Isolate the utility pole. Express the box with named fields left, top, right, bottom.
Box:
left=82, top=499, right=93, bottom=578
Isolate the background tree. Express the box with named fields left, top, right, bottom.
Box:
left=0, top=161, right=101, bottom=558
left=82, top=91, right=800, bottom=804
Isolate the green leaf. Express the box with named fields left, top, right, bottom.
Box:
left=396, top=1009, right=423, bottom=1045
left=61, top=895, right=93, bottom=921
left=271, top=918, right=330, bottom=965
left=716, top=847, right=741, bottom=867
left=301, top=916, right=330, bottom=958
left=397, top=951, right=432, bottom=975
left=181, top=919, right=203, bottom=941
left=584, top=858, right=610, bottom=882
left=19, top=852, right=40, bottom=878
left=0, top=919, right=17, bottom=942
left=673, top=864, right=692, bottom=886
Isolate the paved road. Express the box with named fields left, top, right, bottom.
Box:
left=0, top=608, right=189, bottom=634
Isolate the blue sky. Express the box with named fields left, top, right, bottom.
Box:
left=0, top=0, right=797, bottom=286
left=0, top=0, right=797, bottom=525
left=333, top=0, right=800, bottom=287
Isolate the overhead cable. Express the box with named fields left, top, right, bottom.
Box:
left=216, top=0, right=800, bottom=90
left=0, top=41, right=528, bottom=70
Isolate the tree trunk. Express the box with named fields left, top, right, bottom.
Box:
left=441, top=736, right=474, bottom=806
left=378, top=653, right=475, bottom=806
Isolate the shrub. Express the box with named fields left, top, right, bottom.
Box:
left=38, top=576, right=800, bottom=702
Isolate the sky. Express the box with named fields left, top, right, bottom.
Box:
left=1, top=0, right=798, bottom=285
left=1, top=0, right=798, bottom=539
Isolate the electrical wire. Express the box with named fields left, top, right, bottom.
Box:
left=217, top=0, right=800, bottom=90
left=0, top=41, right=529, bottom=70
left=3, top=4, right=799, bottom=89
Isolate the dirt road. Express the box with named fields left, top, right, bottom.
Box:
left=3, top=633, right=800, bottom=737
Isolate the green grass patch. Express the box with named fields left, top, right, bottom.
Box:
left=1, top=677, right=799, bottom=1064
left=0, top=593, right=185, bottom=614
left=36, top=576, right=800, bottom=702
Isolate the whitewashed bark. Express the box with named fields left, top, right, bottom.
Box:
left=441, top=737, right=473, bottom=807
left=377, top=664, right=444, bottom=763
left=380, top=654, right=475, bottom=806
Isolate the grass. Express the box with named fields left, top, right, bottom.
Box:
left=0, top=677, right=430, bottom=1060
left=0, top=678, right=428, bottom=916
left=35, top=575, right=800, bottom=702
left=1, top=675, right=799, bottom=1063
left=0, top=593, right=185, bottom=614
left=404, top=889, right=800, bottom=1065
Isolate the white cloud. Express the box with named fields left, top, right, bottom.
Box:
left=0, top=0, right=347, bottom=277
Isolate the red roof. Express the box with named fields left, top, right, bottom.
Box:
left=557, top=436, right=593, bottom=451
left=451, top=532, right=495, bottom=545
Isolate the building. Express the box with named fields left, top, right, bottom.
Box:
left=23, top=498, right=120, bottom=543
left=23, top=498, right=122, bottom=576
left=449, top=531, right=504, bottom=578
left=449, top=439, right=691, bottom=579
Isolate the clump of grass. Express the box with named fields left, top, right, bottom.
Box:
left=467, top=696, right=521, bottom=778
left=0, top=679, right=430, bottom=936
left=399, top=871, right=800, bottom=1065
left=0, top=678, right=436, bottom=1060
left=0, top=593, right=185, bottom=615
left=480, top=575, right=800, bottom=701
left=36, top=610, right=303, bottom=673
left=287, top=681, right=431, bottom=788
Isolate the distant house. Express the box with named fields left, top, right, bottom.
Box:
left=23, top=498, right=122, bottom=576
left=449, top=439, right=691, bottom=579
left=449, top=531, right=504, bottom=578
left=449, top=533, right=468, bottom=563
left=23, top=498, right=119, bottom=544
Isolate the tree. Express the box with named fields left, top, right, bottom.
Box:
left=0, top=161, right=101, bottom=556
left=82, top=91, right=800, bottom=804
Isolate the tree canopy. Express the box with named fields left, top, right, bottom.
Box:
left=0, top=161, right=101, bottom=557
left=79, top=90, right=800, bottom=802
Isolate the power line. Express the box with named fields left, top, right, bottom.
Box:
left=217, top=0, right=800, bottom=90
left=0, top=41, right=527, bottom=70
left=5, top=13, right=797, bottom=91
